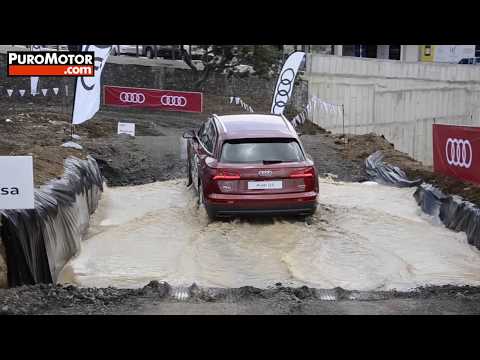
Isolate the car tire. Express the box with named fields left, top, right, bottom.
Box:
left=198, top=180, right=216, bottom=220
left=186, top=158, right=192, bottom=186
left=198, top=179, right=204, bottom=206
left=111, top=47, right=118, bottom=56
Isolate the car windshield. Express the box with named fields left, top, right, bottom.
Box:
left=220, top=139, right=305, bottom=163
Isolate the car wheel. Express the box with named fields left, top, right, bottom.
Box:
left=112, top=47, right=118, bottom=56
left=198, top=180, right=204, bottom=206
left=186, top=158, right=193, bottom=186
left=198, top=180, right=216, bottom=220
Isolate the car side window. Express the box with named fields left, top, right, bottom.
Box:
left=198, top=121, right=208, bottom=145
left=204, top=121, right=217, bottom=154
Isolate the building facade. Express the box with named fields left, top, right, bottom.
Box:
left=285, top=45, right=480, bottom=63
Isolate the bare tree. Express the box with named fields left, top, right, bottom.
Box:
left=181, top=45, right=281, bottom=89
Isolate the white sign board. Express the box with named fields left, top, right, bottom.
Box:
left=435, top=45, right=475, bottom=63
left=0, top=156, right=34, bottom=210
left=118, top=122, right=135, bottom=136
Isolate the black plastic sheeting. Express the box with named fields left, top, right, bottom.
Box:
left=365, top=150, right=479, bottom=250
left=365, top=151, right=422, bottom=188
left=0, top=156, right=103, bottom=287
left=414, top=184, right=480, bottom=250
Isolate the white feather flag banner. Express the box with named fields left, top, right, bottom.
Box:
left=271, top=51, right=305, bottom=115
left=72, top=45, right=112, bottom=125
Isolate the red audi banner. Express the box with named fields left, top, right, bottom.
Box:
left=103, top=85, right=203, bottom=113
left=433, top=124, right=480, bottom=185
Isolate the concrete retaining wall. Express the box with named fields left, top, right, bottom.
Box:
left=305, top=54, right=480, bottom=165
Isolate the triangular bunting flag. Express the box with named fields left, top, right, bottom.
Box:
left=41, top=89, right=48, bottom=96
left=19, top=90, right=25, bottom=97
left=53, top=88, right=59, bottom=95
left=235, top=97, right=240, bottom=105
left=229, top=96, right=233, bottom=104
left=7, top=89, right=13, bottom=97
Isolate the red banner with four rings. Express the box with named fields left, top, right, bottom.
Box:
left=433, top=124, right=480, bottom=185
left=103, top=85, right=203, bottom=113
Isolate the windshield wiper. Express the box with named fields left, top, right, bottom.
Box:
left=262, top=160, right=284, bottom=164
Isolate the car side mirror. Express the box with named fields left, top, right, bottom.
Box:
left=182, top=129, right=196, bottom=139
left=205, top=156, right=218, bottom=167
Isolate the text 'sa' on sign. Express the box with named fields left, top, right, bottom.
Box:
left=0, top=156, right=34, bottom=210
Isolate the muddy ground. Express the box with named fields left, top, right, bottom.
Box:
left=2, top=100, right=479, bottom=205
left=1, top=101, right=480, bottom=314
left=2, top=281, right=480, bottom=315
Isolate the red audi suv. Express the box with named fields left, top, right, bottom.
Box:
left=183, top=114, right=319, bottom=219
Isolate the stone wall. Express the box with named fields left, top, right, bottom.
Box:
left=0, top=53, right=308, bottom=116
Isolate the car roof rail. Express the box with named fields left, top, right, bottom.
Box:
left=280, top=113, right=297, bottom=134
left=212, top=114, right=227, bottom=133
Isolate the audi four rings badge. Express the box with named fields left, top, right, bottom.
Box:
left=120, top=92, right=146, bottom=104
left=446, top=138, right=473, bottom=168
left=161, top=95, right=187, bottom=107
left=258, top=170, right=273, bottom=177
left=271, top=51, right=305, bottom=115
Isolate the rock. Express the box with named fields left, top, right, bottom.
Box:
left=189, top=283, right=201, bottom=298
left=61, top=141, right=83, bottom=150
left=293, top=286, right=316, bottom=300
left=140, top=281, right=171, bottom=297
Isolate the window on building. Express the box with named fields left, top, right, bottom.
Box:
left=389, top=45, right=401, bottom=60
left=342, top=45, right=356, bottom=57
left=342, top=45, right=377, bottom=58
left=310, top=45, right=333, bottom=54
